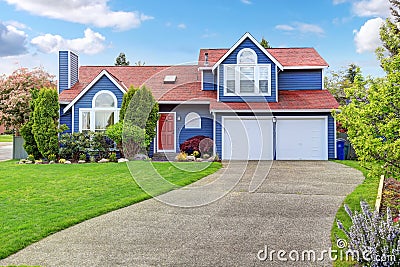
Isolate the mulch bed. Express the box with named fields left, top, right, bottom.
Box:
left=380, top=178, right=400, bottom=220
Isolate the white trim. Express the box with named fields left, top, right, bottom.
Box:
left=211, top=109, right=336, bottom=113
left=59, top=101, right=70, bottom=105
left=157, top=112, right=176, bottom=152
left=198, top=67, right=213, bottom=71
left=72, top=105, right=75, bottom=132
left=212, top=32, right=284, bottom=71
left=68, top=51, right=71, bottom=89
left=283, top=66, right=328, bottom=70
left=63, top=70, right=127, bottom=113
left=158, top=101, right=210, bottom=104
left=213, top=112, right=216, bottom=156
left=217, top=66, right=220, bottom=102
left=57, top=52, right=60, bottom=94
left=275, top=115, right=328, bottom=161
left=78, top=108, right=91, bottom=132
left=223, top=64, right=272, bottom=97
left=322, top=69, right=325, bottom=90
left=221, top=115, right=274, bottom=160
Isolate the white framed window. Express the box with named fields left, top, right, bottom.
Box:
left=79, top=90, right=120, bottom=132
left=224, top=48, right=271, bottom=96
left=185, top=112, right=201, bottom=129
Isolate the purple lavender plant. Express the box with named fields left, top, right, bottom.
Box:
left=337, top=201, right=400, bottom=266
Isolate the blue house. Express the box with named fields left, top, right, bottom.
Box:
left=59, top=32, right=339, bottom=160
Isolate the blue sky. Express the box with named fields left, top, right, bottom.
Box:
left=0, top=0, right=390, bottom=78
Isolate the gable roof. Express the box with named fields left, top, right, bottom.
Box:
left=63, top=70, right=127, bottom=113
left=267, top=48, right=328, bottom=68
left=210, top=90, right=339, bottom=112
left=211, top=32, right=284, bottom=71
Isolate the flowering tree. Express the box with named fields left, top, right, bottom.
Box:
left=0, top=67, right=55, bottom=135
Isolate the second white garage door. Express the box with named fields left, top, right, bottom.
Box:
left=223, top=117, right=273, bottom=160
left=276, top=117, right=327, bottom=160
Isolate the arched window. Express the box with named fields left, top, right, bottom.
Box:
left=185, top=112, right=201, bottom=129
left=79, top=90, right=119, bottom=132
left=238, top=48, right=257, bottom=64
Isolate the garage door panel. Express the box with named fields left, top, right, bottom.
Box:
left=223, top=117, right=273, bottom=160
left=276, top=118, right=327, bottom=160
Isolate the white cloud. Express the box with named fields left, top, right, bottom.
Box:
left=275, top=24, right=295, bottom=31
left=353, top=0, right=391, bottom=17
left=4, top=0, right=153, bottom=31
left=241, top=0, right=252, bottom=4
left=275, top=22, right=324, bottom=35
left=354, top=17, right=384, bottom=53
left=177, top=23, right=187, bottom=29
left=31, top=28, right=106, bottom=55
left=0, top=21, right=28, bottom=57
left=333, top=0, right=349, bottom=4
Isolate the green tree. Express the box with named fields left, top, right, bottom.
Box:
left=32, top=88, right=61, bottom=159
left=134, top=60, right=145, bottom=66
left=379, top=0, right=400, bottom=56
left=325, top=64, right=362, bottom=105
left=106, top=85, right=159, bottom=158
left=336, top=53, right=400, bottom=178
left=20, top=89, right=41, bottom=159
left=260, top=37, right=271, bottom=49
left=114, top=52, right=130, bottom=66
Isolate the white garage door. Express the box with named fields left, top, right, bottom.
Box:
left=223, top=117, right=273, bottom=160
left=276, top=117, right=327, bottom=160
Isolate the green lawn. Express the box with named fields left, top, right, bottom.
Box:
left=331, top=160, right=381, bottom=267
left=0, top=160, right=222, bottom=260
left=0, top=134, right=12, bottom=142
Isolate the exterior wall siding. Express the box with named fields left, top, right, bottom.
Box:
left=59, top=104, right=72, bottom=134
left=73, top=75, right=124, bottom=132
left=218, top=38, right=277, bottom=102
left=70, top=52, right=79, bottom=87
left=278, top=69, right=322, bottom=90
left=202, top=70, right=216, bottom=91
left=158, top=104, right=213, bottom=153
left=215, top=112, right=335, bottom=160
left=58, top=51, right=69, bottom=94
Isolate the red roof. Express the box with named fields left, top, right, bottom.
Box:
left=210, top=90, right=339, bottom=111
left=197, top=48, right=328, bottom=68
left=267, top=48, right=328, bottom=67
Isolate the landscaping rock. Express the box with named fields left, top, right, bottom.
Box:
left=49, top=161, right=55, bottom=164
left=196, top=158, right=203, bottom=162
left=98, top=158, right=109, bottom=163
left=133, top=154, right=149, bottom=161
left=64, top=160, right=72, bottom=164
left=25, top=160, right=33, bottom=164
left=118, top=158, right=129, bottom=163
left=187, top=156, right=196, bottom=161
left=78, top=160, right=86, bottom=164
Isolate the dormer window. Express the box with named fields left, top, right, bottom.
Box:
left=224, top=48, right=271, bottom=96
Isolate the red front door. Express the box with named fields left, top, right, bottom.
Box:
left=158, top=113, right=175, bottom=151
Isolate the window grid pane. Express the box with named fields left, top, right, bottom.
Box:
left=240, top=67, right=255, bottom=93
left=81, top=112, right=90, bottom=130
left=95, top=111, right=114, bottom=131
left=95, top=93, right=115, bottom=108
left=226, top=66, right=236, bottom=93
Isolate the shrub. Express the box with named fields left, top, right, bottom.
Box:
left=27, top=154, right=35, bottom=162
left=176, top=152, right=187, bottom=161
left=337, top=201, right=400, bottom=266
left=192, top=151, right=200, bottom=158
left=47, top=154, right=56, bottom=162
left=58, top=158, right=66, bottom=164
left=79, top=153, right=86, bottom=161
left=109, top=152, right=117, bottom=162
left=180, top=136, right=212, bottom=155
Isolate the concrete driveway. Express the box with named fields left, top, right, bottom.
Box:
left=0, top=142, right=12, bottom=161
left=0, top=161, right=364, bottom=267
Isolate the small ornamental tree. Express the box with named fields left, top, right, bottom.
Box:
left=123, top=85, right=159, bottom=159
left=0, top=67, right=55, bottom=135
left=20, top=88, right=41, bottom=159
left=32, top=88, right=60, bottom=159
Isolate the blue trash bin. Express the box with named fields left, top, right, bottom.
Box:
left=336, top=139, right=346, bottom=160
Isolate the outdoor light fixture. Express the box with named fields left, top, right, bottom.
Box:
left=272, top=116, right=277, bottom=123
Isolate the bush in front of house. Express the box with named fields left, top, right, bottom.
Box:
left=337, top=201, right=400, bottom=266
left=180, top=135, right=213, bottom=156
left=59, top=131, right=113, bottom=161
